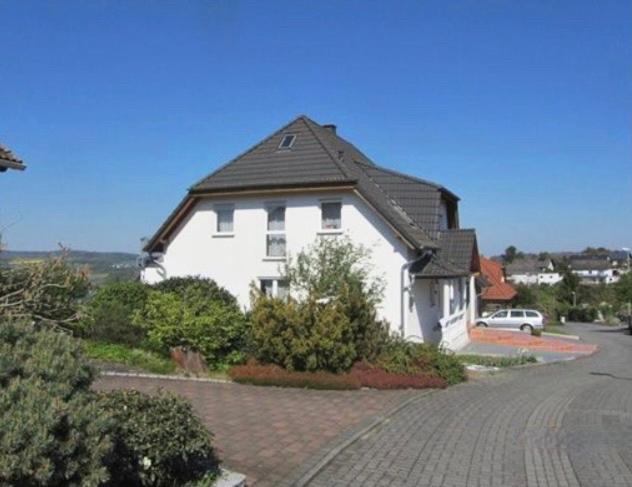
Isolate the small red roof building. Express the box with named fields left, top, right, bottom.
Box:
left=480, top=257, right=517, bottom=303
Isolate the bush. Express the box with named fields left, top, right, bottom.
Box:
left=376, top=339, right=466, bottom=385
left=283, top=237, right=390, bottom=363
left=567, top=306, right=598, bottom=323
left=152, top=276, right=238, bottom=309
left=87, top=281, right=149, bottom=346
left=531, top=327, right=542, bottom=337
left=83, top=341, right=176, bottom=375
left=350, top=361, right=447, bottom=389
left=249, top=293, right=357, bottom=373
left=100, top=390, right=218, bottom=487
left=0, top=321, right=112, bottom=486
left=135, top=286, right=248, bottom=368
left=229, top=362, right=361, bottom=390
left=0, top=255, right=90, bottom=331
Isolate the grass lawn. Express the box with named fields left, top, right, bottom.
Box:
left=457, top=354, right=537, bottom=367
left=83, top=340, right=176, bottom=375
left=543, top=324, right=572, bottom=335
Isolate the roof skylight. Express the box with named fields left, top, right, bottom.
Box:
left=278, top=134, right=296, bottom=149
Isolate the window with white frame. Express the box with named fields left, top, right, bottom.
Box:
left=215, top=204, right=234, bottom=234
left=259, top=278, right=289, bottom=299
left=321, top=201, right=341, bottom=230
left=266, top=204, right=286, bottom=257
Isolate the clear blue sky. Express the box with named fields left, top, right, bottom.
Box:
left=1, top=0, right=630, bottom=256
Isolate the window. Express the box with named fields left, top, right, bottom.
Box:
left=493, top=310, right=508, bottom=318
left=525, top=311, right=539, bottom=318
left=215, top=205, right=234, bottom=234
left=278, top=134, right=296, bottom=149
left=259, top=278, right=289, bottom=299
left=260, top=279, right=274, bottom=297
left=266, top=204, right=286, bottom=257
left=321, top=201, right=341, bottom=230
left=510, top=310, right=525, bottom=318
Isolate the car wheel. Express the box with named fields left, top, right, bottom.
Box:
left=476, top=321, right=488, bottom=327
left=520, top=324, right=533, bottom=333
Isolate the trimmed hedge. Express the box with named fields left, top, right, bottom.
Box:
left=350, top=361, right=447, bottom=389
left=229, top=361, right=450, bottom=390
left=229, top=363, right=360, bottom=390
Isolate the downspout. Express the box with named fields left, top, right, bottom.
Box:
left=400, top=249, right=433, bottom=338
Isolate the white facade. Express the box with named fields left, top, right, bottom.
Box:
left=572, top=268, right=622, bottom=285
left=508, top=272, right=562, bottom=286
left=142, top=190, right=472, bottom=350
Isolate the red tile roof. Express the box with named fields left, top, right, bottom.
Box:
left=480, top=257, right=517, bottom=301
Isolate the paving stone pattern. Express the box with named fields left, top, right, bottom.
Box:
left=308, top=323, right=632, bottom=487
left=94, top=375, right=416, bottom=486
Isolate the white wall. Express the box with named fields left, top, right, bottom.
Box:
left=405, top=276, right=470, bottom=350
left=507, top=273, right=538, bottom=285
left=142, top=191, right=411, bottom=333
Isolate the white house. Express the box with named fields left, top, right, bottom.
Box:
left=141, top=116, right=480, bottom=351
left=569, top=259, right=623, bottom=285
left=505, top=258, right=562, bottom=285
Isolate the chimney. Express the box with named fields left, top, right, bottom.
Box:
left=323, top=124, right=337, bottom=134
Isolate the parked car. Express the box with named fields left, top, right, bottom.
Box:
left=476, top=309, right=545, bottom=332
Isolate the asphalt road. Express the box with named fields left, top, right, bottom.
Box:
left=308, top=323, right=632, bottom=487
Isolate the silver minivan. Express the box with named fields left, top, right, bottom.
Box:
left=476, top=309, right=545, bottom=332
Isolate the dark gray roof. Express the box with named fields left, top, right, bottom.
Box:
left=146, top=115, right=474, bottom=255
left=569, top=259, right=611, bottom=271
left=192, top=117, right=354, bottom=191
left=505, top=259, right=551, bottom=275
left=411, top=229, right=479, bottom=278
left=0, top=144, right=26, bottom=171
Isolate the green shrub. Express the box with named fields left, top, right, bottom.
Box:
left=83, top=341, right=176, bottom=375
left=531, top=327, right=542, bottom=337
left=86, top=281, right=149, bottom=346
left=135, top=286, right=248, bottom=368
left=458, top=354, right=537, bottom=367
left=283, top=237, right=390, bottom=363
left=100, top=389, right=218, bottom=487
left=376, top=339, right=466, bottom=385
left=567, top=306, right=598, bottom=322
left=249, top=293, right=357, bottom=373
left=0, top=321, right=113, bottom=486
left=152, top=276, right=238, bottom=309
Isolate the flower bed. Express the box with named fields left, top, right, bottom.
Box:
left=350, top=361, right=447, bottom=389
left=229, top=363, right=361, bottom=390
left=228, top=361, right=448, bottom=390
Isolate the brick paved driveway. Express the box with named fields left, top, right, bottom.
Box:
left=308, top=323, right=632, bottom=487
left=94, top=374, right=416, bottom=486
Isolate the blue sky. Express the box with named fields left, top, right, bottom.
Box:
left=1, top=0, right=630, bottom=256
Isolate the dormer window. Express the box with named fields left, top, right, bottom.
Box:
left=278, top=134, right=296, bottom=150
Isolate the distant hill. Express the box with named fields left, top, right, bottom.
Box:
left=0, top=250, right=139, bottom=285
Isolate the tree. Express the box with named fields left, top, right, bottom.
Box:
left=0, top=254, right=90, bottom=331
left=557, top=268, right=581, bottom=305
left=503, top=246, right=518, bottom=263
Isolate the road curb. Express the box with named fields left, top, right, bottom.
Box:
left=98, top=370, right=232, bottom=384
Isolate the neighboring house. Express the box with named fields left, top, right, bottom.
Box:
left=568, top=258, right=622, bottom=285
left=609, top=250, right=631, bottom=269
left=505, top=258, right=562, bottom=285
left=141, top=116, right=480, bottom=351
left=0, top=144, right=26, bottom=172
left=479, top=257, right=517, bottom=311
